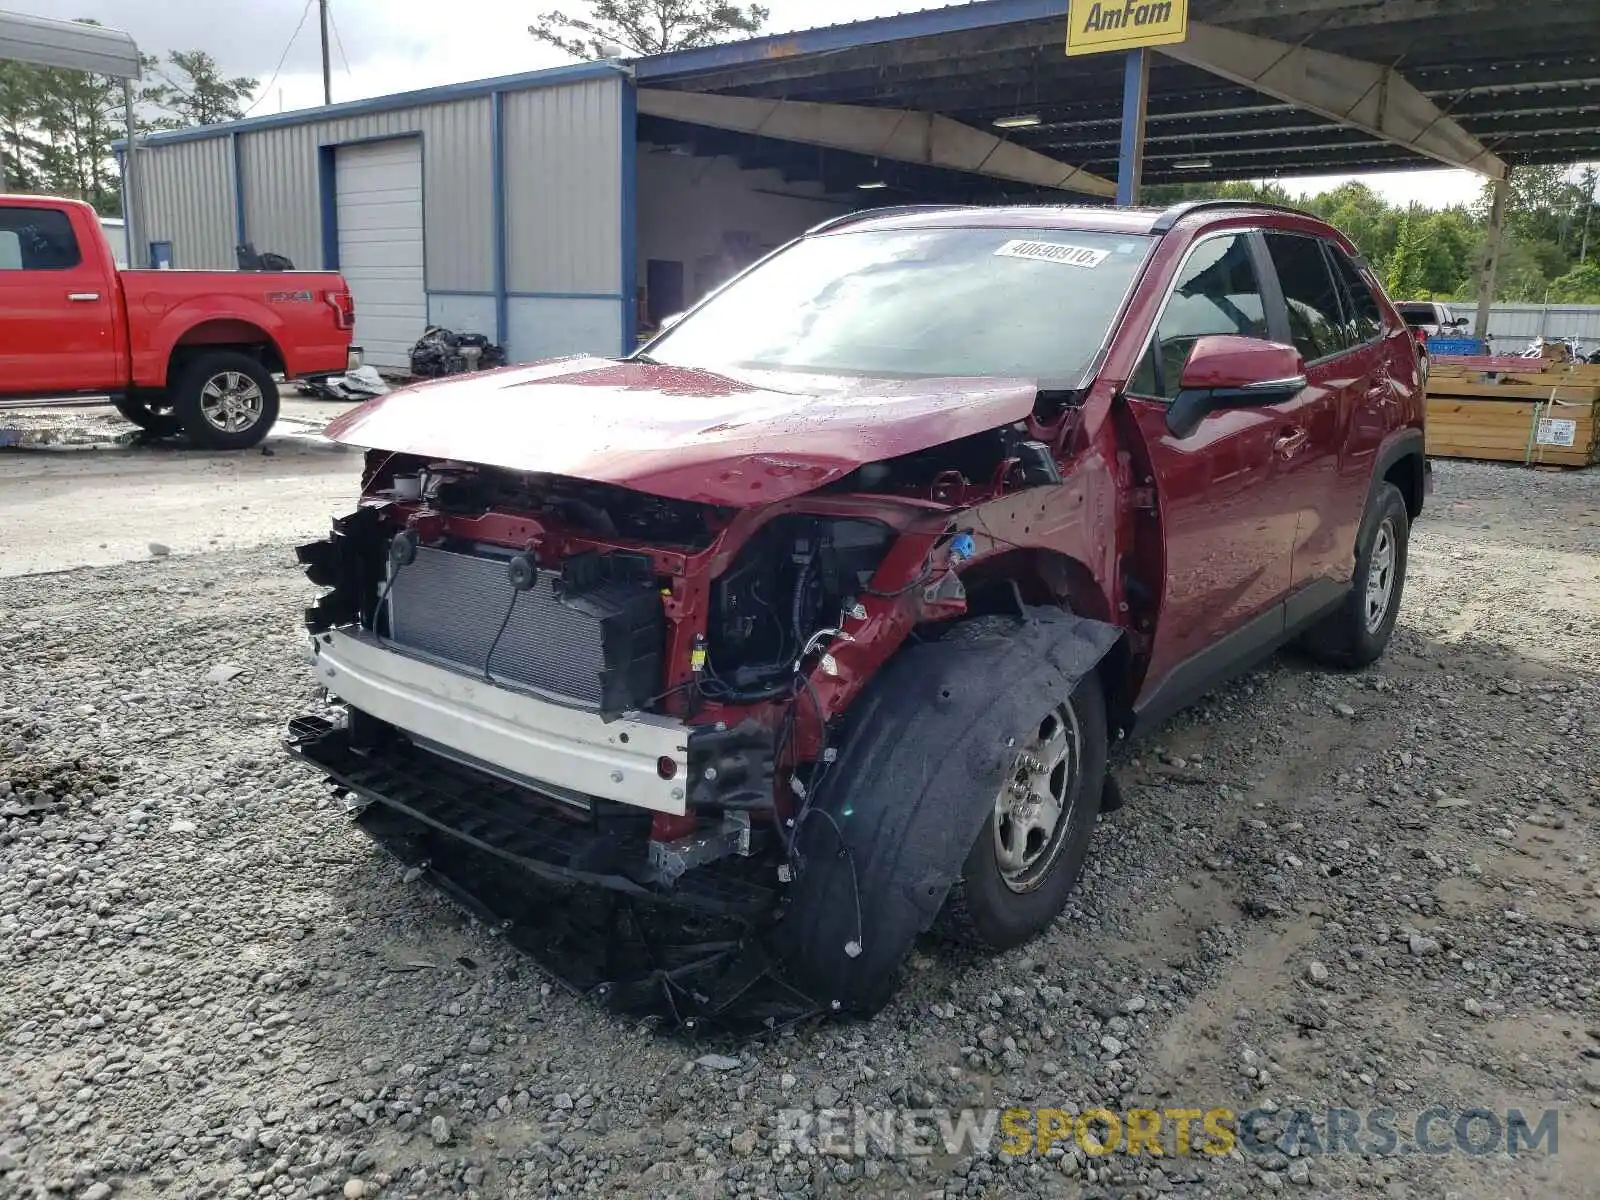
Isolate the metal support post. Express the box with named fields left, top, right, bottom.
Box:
left=1116, top=48, right=1150, bottom=206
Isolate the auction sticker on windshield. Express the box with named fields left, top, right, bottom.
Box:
left=995, top=240, right=1110, bottom=268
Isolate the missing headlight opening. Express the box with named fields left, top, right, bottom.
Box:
left=288, top=456, right=929, bottom=1029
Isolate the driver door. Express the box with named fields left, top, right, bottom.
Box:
left=1123, top=230, right=1301, bottom=712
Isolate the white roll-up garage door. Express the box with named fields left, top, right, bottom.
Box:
left=335, top=139, right=425, bottom=370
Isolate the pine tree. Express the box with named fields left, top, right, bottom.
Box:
left=529, top=0, right=770, bottom=58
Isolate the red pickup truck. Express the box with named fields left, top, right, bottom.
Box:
left=0, top=194, right=354, bottom=449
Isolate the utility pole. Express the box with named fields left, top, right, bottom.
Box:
left=319, top=0, right=332, bottom=107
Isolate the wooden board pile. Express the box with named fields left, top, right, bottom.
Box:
left=1426, top=358, right=1600, bottom=468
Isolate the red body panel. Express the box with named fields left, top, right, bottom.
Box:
left=120, top=271, right=351, bottom=387
left=0, top=236, right=122, bottom=392
left=0, top=195, right=351, bottom=399
left=1125, top=397, right=1294, bottom=686
left=326, top=358, right=1041, bottom=507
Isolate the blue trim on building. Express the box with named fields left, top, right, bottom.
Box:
left=317, top=145, right=339, bottom=269
left=632, top=0, right=1068, bottom=79
left=229, top=131, right=247, bottom=248
left=116, top=60, right=628, bottom=150
left=619, top=79, right=638, bottom=356
left=508, top=291, right=627, bottom=301
left=490, top=90, right=509, bottom=348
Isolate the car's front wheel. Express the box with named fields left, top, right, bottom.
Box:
left=942, top=675, right=1106, bottom=949
left=776, top=611, right=1113, bottom=1014
left=1302, top=481, right=1410, bottom=668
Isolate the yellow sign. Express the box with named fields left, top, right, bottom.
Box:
left=1066, top=0, right=1189, bottom=55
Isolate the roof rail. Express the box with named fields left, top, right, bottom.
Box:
left=1150, top=198, right=1312, bottom=234
left=806, top=204, right=966, bottom=235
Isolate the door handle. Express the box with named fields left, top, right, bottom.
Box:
left=1275, top=427, right=1310, bottom=458
left=67, top=292, right=101, bottom=302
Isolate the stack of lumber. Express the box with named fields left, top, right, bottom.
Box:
left=1426, top=360, right=1600, bottom=468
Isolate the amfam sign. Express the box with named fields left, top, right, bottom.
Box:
left=1065, top=0, right=1188, bottom=55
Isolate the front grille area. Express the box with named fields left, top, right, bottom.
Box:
left=387, top=545, right=662, bottom=712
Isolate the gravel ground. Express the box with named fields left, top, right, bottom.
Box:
left=1, top=459, right=1597, bottom=1200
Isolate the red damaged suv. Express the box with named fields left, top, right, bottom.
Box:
left=290, top=200, right=1426, bottom=1022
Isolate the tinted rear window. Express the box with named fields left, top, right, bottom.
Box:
left=1395, top=303, right=1436, bottom=325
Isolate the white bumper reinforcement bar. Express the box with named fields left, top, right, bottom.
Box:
left=310, top=629, right=689, bottom=815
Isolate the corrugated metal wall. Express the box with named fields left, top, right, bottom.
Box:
left=1483, top=304, right=1600, bottom=353
left=504, top=78, right=623, bottom=297
left=137, top=136, right=235, bottom=269
left=136, top=74, right=625, bottom=306
left=236, top=96, right=493, bottom=290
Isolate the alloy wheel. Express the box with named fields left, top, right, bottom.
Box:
left=1365, top=519, right=1397, bottom=633
left=199, top=371, right=265, bottom=433
left=992, top=702, right=1082, bottom=893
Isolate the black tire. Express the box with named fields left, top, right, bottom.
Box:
left=942, top=671, right=1107, bottom=950
left=1301, top=482, right=1409, bottom=668
left=112, top=394, right=181, bottom=437
left=776, top=610, right=1115, bottom=1015
left=171, top=351, right=279, bottom=450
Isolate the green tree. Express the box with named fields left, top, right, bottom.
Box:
left=1546, top=261, right=1600, bottom=303
left=529, top=0, right=770, bottom=58
left=1414, top=209, right=1477, bottom=296
left=141, top=51, right=256, bottom=129
left=1303, top=181, right=1393, bottom=263
left=1386, top=209, right=1427, bottom=298
left=32, top=64, right=128, bottom=214
left=0, top=62, right=46, bottom=191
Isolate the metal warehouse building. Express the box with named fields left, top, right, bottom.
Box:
left=123, top=0, right=1600, bottom=369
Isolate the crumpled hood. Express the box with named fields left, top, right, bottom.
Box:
left=324, top=356, right=1039, bottom=507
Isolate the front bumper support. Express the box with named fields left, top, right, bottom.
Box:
left=287, top=715, right=772, bottom=915
left=308, top=628, right=689, bottom=814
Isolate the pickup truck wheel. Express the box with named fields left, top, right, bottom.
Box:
left=1301, top=481, right=1410, bottom=668
left=112, top=395, right=181, bottom=437
left=173, top=351, right=279, bottom=450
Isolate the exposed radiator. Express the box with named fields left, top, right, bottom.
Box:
left=387, top=546, right=661, bottom=712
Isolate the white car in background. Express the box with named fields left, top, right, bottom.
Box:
left=1396, top=301, right=1472, bottom=377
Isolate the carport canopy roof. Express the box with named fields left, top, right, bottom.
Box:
left=632, top=0, right=1600, bottom=201
left=0, top=9, right=140, bottom=78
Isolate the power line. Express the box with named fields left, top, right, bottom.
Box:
left=244, top=0, right=316, bottom=116
left=328, top=0, right=353, bottom=76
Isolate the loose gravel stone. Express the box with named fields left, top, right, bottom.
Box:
left=0, top=458, right=1594, bottom=1200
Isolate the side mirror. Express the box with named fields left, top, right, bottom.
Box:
left=658, top=312, right=685, bottom=332
left=1165, top=334, right=1307, bottom=439
left=1451, top=316, right=1470, bottom=329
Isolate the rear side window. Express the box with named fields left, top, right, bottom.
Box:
left=1395, top=302, right=1436, bottom=327
left=0, top=206, right=82, bottom=270
left=1130, top=233, right=1268, bottom=400
left=1329, top=247, right=1383, bottom=343
left=1264, top=232, right=1351, bottom=361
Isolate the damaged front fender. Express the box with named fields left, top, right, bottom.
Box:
left=777, top=606, right=1122, bottom=1013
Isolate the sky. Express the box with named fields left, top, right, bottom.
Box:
left=21, top=0, right=1517, bottom=208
